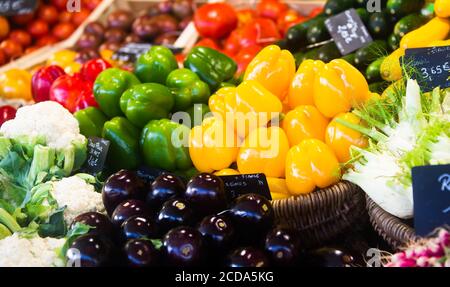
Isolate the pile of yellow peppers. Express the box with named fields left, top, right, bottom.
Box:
left=381, top=4, right=450, bottom=82
left=189, top=45, right=371, bottom=200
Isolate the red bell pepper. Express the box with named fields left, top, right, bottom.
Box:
left=233, top=44, right=262, bottom=76
left=256, top=0, right=288, bottom=21
left=236, top=8, right=257, bottom=27
left=0, top=105, right=16, bottom=127
left=49, top=73, right=97, bottom=113
left=31, top=65, right=66, bottom=103
left=195, top=38, right=220, bottom=51
left=80, top=58, right=111, bottom=83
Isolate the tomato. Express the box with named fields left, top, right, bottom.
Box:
left=11, top=13, right=34, bottom=26
left=27, top=20, right=49, bottom=39
left=195, top=38, right=220, bottom=50
left=0, top=16, right=10, bottom=40
left=59, top=11, right=73, bottom=23
left=239, top=18, right=281, bottom=47
left=194, top=3, right=238, bottom=39
left=256, top=0, right=288, bottom=21
left=38, top=5, right=59, bottom=24
left=72, top=8, right=91, bottom=26
left=277, top=9, right=305, bottom=36
left=236, top=9, right=256, bottom=27
left=0, top=39, right=23, bottom=59
left=36, top=35, right=59, bottom=47
left=52, top=22, right=76, bottom=40
left=224, top=30, right=241, bottom=56
left=0, top=106, right=17, bottom=127
left=51, top=0, right=68, bottom=10
left=9, top=30, right=32, bottom=47
left=308, top=7, right=323, bottom=18
left=233, top=45, right=262, bottom=76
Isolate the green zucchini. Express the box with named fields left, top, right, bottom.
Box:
left=386, top=0, right=425, bottom=18
left=297, top=47, right=321, bottom=63
left=286, top=14, right=326, bottom=50
left=393, top=13, right=428, bottom=38
left=354, top=40, right=388, bottom=68
left=317, top=42, right=341, bottom=63
left=388, top=33, right=400, bottom=51
left=341, top=53, right=356, bottom=66
left=366, top=57, right=385, bottom=83
left=369, top=81, right=390, bottom=94
left=356, top=8, right=370, bottom=26
left=368, top=12, right=390, bottom=39
left=324, top=0, right=357, bottom=16
left=306, top=17, right=330, bottom=45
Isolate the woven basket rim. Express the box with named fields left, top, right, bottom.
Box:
left=366, top=195, right=417, bottom=250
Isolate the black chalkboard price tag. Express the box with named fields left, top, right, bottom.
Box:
left=412, top=164, right=450, bottom=236
left=112, top=43, right=183, bottom=63
left=0, top=0, right=38, bottom=16
left=83, top=137, right=110, bottom=175
left=219, top=173, right=272, bottom=201
left=325, top=8, right=373, bottom=56
left=404, top=46, right=450, bottom=92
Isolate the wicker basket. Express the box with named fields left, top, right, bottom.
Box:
left=366, top=196, right=417, bottom=250
left=272, top=181, right=366, bottom=248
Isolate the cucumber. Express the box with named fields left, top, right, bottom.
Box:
left=324, top=0, right=357, bottom=16
left=368, top=12, right=390, bottom=39
left=386, top=0, right=425, bottom=18
left=393, top=13, right=428, bottom=38
left=297, top=47, right=321, bottom=63
left=388, top=33, right=400, bottom=51
left=369, top=81, right=390, bottom=94
left=356, top=0, right=388, bottom=9
left=317, top=42, right=341, bottom=63
left=366, top=57, right=385, bottom=83
left=294, top=51, right=305, bottom=68
left=356, top=8, right=370, bottom=26
left=306, top=17, right=330, bottom=45
left=355, top=40, right=388, bottom=68
left=286, top=15, right=326, bottom=50
left=341, top=53, right=356, bottom=66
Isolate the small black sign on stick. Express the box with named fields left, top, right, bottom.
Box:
left=219, top=173, right=272, bottom=201
left=325, top=8, right=373, bottom=56
left=83, top=137, right=110, bottom=175
left=0, top=0, right=38, bottom=16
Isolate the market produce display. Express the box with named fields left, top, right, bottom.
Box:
left=0, top=0, right=448, bottom=269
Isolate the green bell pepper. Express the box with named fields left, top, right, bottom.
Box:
left=102, top=117, right=141, bottom=170
left=93, top=68, right=140, bottom=118
left=166, top=68, right=210, bottom=112
left=120, top=83, right=174, bottom=128
left=184, top=46, right=237, bottom=90
left=74, top=107, right=108, bottom=138
left=140, top=119, right=192, bottom=172
left=135, top=46, right=178, bottom=84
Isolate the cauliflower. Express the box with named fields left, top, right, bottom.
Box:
left=0, top=233, right=65, bottom=267
left=0, top=101, right=85, bottom=149
left=27, top=174, right=104, bottom=225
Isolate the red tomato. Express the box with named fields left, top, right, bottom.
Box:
left=27, top=20, right=49, bottom=39
left=223, top=29, right=241, bottom=56
left=36, top=35, right=59, bottom=47
left=51, top=0, right=68, bottom=10
left=239, top=18, right=281, bottom=47
left=234, top=45, right=262, bottom=76
left=257, top=0, right=288, bottom=21
left=11, top=13, right=34, bottom=26
left=194, top=3, right=238, bottom=40
left=176, top=53, right=185, bottom=67
left=52, top=22, right=76, bottom=40
left=0, top=39, right=23, bottom=59
left=282, top=16, right=307, bottom=35
left=8, top=30, right=32, bottom=47
left=195, top=38, right=220, bottom=51
left=24, top=46, right=40, bottom=54
left=59, top=11, right=73, bottom=23
left=71, top=8, right=91, bottom=26
left=0, top=106, right=17, bottom=127
left=38, top=5, right=59, bottom=24
left=277, top=9, right=306, bottom=36
left=308, top=7, right=323, bottom=18
left=236, top=9, right=257, bottom=27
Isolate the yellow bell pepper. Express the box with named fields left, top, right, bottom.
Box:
left=189, top=116, right=239, bottom=173
left=286, top=139, right=341, bottom=195
left=237, top=126, right=290, bottom=178
left=209, top=80, right=283, bottom=138
left=314, top=59, right=370, bottom=118
left=214, top=168, right=240, bottom=176
left=271, top=192, right=291, bottom=200
left=267, top=177, right=290, bottom=196
left=47, top=49, right=81, bottom=74
left=400, top=17, right=450, bottom=50
left=435, top=0, right=450, bottom=18
left=427, top=39, right=450, bottom=47
left=287, top=59, right=325, bottom=109
left=282, top=105, right=329, bottom=146
left=325, top=113, right=368, bottom=163
left=244, top=45, right=296, bottom=101
left=380, top=48, right=405, bottom=82
left=0, top=69, right=32, bottom=100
